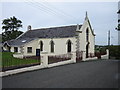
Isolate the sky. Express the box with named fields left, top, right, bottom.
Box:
left=0, top=0, right=119, bottom=45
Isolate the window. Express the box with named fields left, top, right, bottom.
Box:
left=50, top=40, right=54, bottom=53
left=86, top=28, right=89, bottom=42
left=14, top=47, right=18, bottom=52
left=27, top=47, right=32, bottom=53
left=67, top=40, right=72, bottom=53
left=22, top=40, right=26, bottom=43
left=86, top=44, right=89, bottom=58
left=40, top=41, right=43, bottom=51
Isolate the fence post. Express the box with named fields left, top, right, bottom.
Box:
left=82, top=51, right=86, bottom=61
left=72, top=52, right=76, bottom=63
left=41, top=51, right=48, bottom=68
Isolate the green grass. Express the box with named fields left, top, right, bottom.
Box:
left=0, top=52, right=40, bottom=68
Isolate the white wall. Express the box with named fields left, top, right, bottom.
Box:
left=10, top=47, right=21, bottom=53
left=23, top=39, right=39, bottom=56
left=40, top=37, right=76, bottom=55
left=78, top=18, right=95, bottom=56
left=21, top=37, right=76, bottom=56
left=10, top=47, right=14, bottom=52
left=43, top=37, right=76, bottom=55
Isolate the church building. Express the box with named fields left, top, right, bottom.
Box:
left=3, top=12, right=95, bottom=60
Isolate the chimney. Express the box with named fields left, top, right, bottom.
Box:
left=27, top=25, right=32, bottom=31
left=76, top=24, right=79, bottom=31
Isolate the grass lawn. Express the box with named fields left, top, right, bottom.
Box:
left=0, top=52, right=40, bottom=68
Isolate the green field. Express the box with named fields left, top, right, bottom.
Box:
left=0, top=52, right=40, bottom=68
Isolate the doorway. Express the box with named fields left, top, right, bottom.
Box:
left=36, top=49, right=40, bottom=56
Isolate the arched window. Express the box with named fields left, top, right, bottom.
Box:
left=86, top=28, right=89, bottom=42
left=50, top=40, right=54, bottom=53
left=86, top=44, right=89, bottom=58
left=67, top=40, right=72, bottom=53
left=40, top=41, right=43, bottom=51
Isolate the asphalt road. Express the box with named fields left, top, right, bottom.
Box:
left=2, top=60, right=119, bottom=88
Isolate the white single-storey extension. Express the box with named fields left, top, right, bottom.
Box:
left=3, top=12, right=95, bottom=60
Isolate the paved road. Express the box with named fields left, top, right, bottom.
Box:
left=2, top=60, right=119, bottom=88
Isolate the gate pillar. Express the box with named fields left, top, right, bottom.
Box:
left=82, top=51, right=86, bottom=61
left=41, top=51, right=48, bottom=68
left=71, top=51, right=76, bottom=63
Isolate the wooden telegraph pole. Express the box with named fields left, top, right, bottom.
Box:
left=108, top=30, right=110, bottom=46
left=108, top=30, right=110, bottom=59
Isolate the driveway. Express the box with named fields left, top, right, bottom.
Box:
left=2, top=60, right=119, bottom=88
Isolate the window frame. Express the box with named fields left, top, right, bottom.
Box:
left=40, top=41, right=43, bottom=51
left=67, top=40, right=72, bottom=53
left=50, top=40, right=54, bottom=53
left=86, top=28, right=89, bottom=42
left=14, top=47, right=18, bottom=52
left=27, top=47, right=32, bottom=53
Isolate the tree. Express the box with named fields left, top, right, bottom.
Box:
left=2, top=16, right=23, bottom=42
left=116, top=9, right=120, bottom=30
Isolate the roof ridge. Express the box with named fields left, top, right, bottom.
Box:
left=31, top=24, right=82, bottom=31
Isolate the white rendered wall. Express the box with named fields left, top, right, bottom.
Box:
left=38, top=37, right=76, bottom=55
left=10, top=46, right=21, bottom=53
left=79, top=19, right=95, bottom=55
left=23, top=39, right=39, bottom=56
left=22, top=37, right=76, bottom=56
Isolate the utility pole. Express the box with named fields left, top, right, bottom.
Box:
left=108, top=30, right=110, bottom=59
left=108, top=30, right=110, bottom=46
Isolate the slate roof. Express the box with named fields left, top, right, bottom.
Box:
left=6, top=38, right=37, bottom=46
left=6, top=25, right=82, bottom=46
left=19, top=25, right=82, bottom=39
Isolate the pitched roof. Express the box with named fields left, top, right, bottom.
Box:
left=6, top=25, right=82, bottom=46
left=19, top=25, right=82, bottom=39
left=6, top=38, right=37, bottom=46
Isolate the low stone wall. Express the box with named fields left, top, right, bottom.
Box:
left=101, top=49, right=109, bottom=60
left=1, top=51, right=76, bottom=77
left=40, top=51, right=76, bottom=68
left=101, top=55, right=109, bottom=59
left=82, top=49, right=109, bottom=61
left=83, top=57, right=98, bottom=61
left=13, top=53, right=24, bottom=59
left=48, top=60, right=75, bottom=68
left=0, top=64, right=45, bottom=77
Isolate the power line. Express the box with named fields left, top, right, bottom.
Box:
left=25, top=1, right=49, bottom=14
left=26, top=0, right=58, bottom=15
left=31, top=0, right=77, bottom=21
left=31, top=0, right=76, bottom=23
left=25, top=0, right=78, bottom=24
left=38, top=0, right=78, bottom=22
left=25, top=0, right=70, bottom=23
